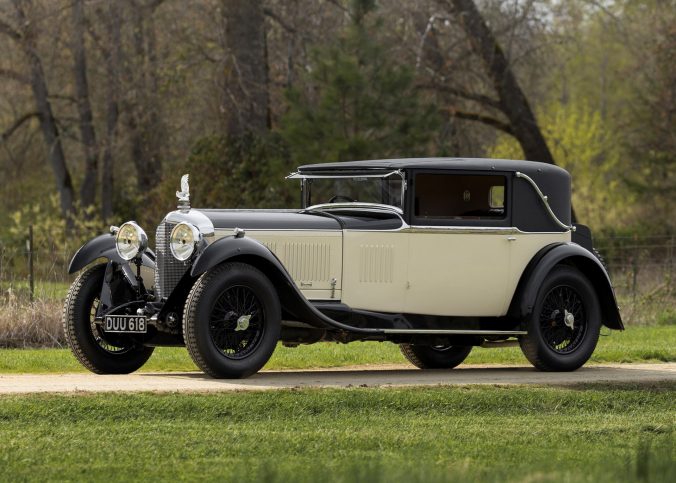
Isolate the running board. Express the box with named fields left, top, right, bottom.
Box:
left=381, top=329, right=526, bottom=335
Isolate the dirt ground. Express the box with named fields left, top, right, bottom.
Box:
left=0, top=363, right=673, bottom=394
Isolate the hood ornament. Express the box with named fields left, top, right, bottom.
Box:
left=176, top=174, right=190, bottom=211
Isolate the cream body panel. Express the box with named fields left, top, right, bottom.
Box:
left=405, top=232, right=511, bottom=316
left=341, top=231, right=409, bottom=312
left=213, top=229, right=342, bottom=300
left=404, top=230, right=571, bottom=317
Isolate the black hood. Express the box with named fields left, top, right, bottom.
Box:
left=197, top=209, right=341, bottom=230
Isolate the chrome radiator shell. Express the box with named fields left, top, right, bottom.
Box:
left=154, top=221, right=189, bottom=300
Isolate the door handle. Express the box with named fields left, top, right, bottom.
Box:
left=507, top=236, right=517, bottom=242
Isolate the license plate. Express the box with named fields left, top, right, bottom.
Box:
left=104, top=315, right=147, bottom=334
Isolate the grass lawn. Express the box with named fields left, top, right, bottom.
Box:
left=0, top=325, right=673, bottom=374
left=0, top=383, right=673, bottom=482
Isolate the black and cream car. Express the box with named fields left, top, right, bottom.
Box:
left=63, top=158, right=623, bottom=378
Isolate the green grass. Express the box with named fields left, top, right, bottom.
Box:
left=0, top=325, right=673, bottom=374
left=0, top=383, right=673, bottom=482
left=1, top=280, right=70, bottom=301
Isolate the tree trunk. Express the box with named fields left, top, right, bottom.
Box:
left=222, top=0, right=270, bottom=136
left=124, top=0, right=163, bottom=193
left=446, top=0, right=555, bottom=166
left=101, top=0, right=122, bottom=221
left=12, top=0, right=75, bottom=223
left=71, top=0, right=99, bottom=208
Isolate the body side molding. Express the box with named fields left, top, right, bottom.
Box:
left=509, top=242, right=623, bottom=330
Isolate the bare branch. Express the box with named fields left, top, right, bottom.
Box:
left=263, top=7, right=296, bottom=34
left=1, top=111, right=40, bottom=143
left=0, top=67, right=30, bottom=84
left=325, top=0, right=349, bottom=14
left=417, top=82, right=502, bottom=110
left=441, top=107, right=514, bottom=135
left=0, top=17, right=21, bottom=41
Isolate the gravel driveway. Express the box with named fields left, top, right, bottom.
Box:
left=0, top=363, right=673, bottom=394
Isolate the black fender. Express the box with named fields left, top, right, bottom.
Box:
left=509, top=243, right=624, bottom=330
left=68, top=233, right=155, bottom=274
left=191, top=236, right=384, bottom=335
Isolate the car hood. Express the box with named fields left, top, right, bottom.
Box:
left=196, top=209, right=342, bottom=231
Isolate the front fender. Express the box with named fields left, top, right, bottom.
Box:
left=190, top=235, right=383, bottom=335
left=190, top=235, right=278, bottom=277
left=509, top=243, right=624, bottom=330
left=68, top=233, right=155, bottom=274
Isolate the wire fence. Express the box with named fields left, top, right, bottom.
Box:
left=0, top=227, right=673, bottom=348
left=0, top=227, right=674, bottom=324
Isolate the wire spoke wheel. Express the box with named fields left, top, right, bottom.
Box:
left=208, top=285, right=265, bottom=360
left=184, top=262, right=281, bottom=378
left=89, top=297, right=133, bottom=355
left=539, top=285, right=587, bottom=354
left=519, top=266, right=601, bottom=372
left=64, top=263, right=154, bottom=374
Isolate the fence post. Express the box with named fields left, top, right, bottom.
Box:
left=27, top=225, right=34, bottom=302
left=631, top=233, right=638, bottom=303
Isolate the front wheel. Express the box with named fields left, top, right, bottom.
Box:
left=183, top=262, right=281, bottom=378
left=63, top=264, right=154, bottom=374
left=400, top=344, right=472, bottom=369
left=519, top=265, right=601, bottom=371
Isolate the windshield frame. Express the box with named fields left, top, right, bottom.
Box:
left=287, top=170, right=407, bottom=210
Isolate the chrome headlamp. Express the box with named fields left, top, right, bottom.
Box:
left=115, top=221, right=148, bottom=261
left=170, top=222, right=201, bottom=261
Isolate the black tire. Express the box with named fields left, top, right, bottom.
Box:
left=519, top=265, right=601, bottom=371
left=63, top=264, right=154, bottom=374
left=183, top=262, right=281, bottom=379
left=400, top=344, right=472, bottom=369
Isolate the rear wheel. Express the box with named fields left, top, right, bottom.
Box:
left=183, top=262, right=281, bottom=378
left=400, top=344, right=472, bottom=369
left=63, top=264, right=154, bottom=374
left=519, top=265, right=601, bottom=371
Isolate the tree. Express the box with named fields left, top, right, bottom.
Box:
left=436, top=0, right=557, bottom=167
left=123, top=0, right=165, bottom=193
left=221, top=0, right=270, bottom=136
left=281, top=0, right=440, bottom=165
left=98, top=1, right=122, bottom=222
left=71, top=0, right=99, bottom=208
left=1, top=0, right=75, bottom=223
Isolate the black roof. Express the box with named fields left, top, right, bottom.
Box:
left=297, top=157, right=569, bottom=176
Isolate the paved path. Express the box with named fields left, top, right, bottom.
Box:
left=0, top=363, right=673, bottom=394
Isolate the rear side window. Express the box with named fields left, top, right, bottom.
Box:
left=413, top=174, right=507, bottom=222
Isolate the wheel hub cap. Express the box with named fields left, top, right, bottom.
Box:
left=235, top=314, right=252, bottom=332
left=564, top=310, right=575, bottom=330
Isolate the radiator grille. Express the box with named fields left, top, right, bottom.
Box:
left=154, top=222, right=188, bottom=300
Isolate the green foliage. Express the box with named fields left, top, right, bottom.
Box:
left=489, top=102, right=634, bottom=229
left=6, top=194, right=103, bottom=252
left=186, top=132, right=295, bottom=209
left=280, top=0, right=440, bottom=165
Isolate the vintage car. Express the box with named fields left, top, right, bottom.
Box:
left=63, top=158, right=623, bottom=378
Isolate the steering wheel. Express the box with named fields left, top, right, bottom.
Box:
left=328, top=195, right=356, bottom=203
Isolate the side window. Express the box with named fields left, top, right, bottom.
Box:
left=413, top=174, right=507, bottom=223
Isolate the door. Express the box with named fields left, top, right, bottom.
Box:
left=404, top=172, right=512, bottom=317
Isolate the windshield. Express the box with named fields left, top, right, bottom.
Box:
left=304, top=173, right=404, bottom=209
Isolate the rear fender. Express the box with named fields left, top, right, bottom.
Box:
left=68, top=233, right=155, bottom=274
left=509, top=243, right=624, bottom=330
